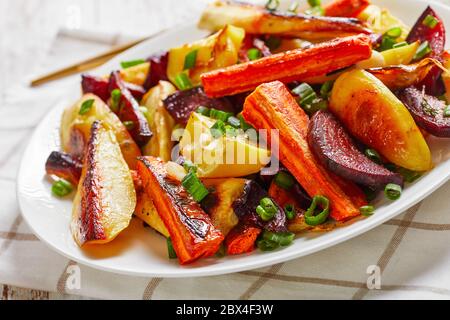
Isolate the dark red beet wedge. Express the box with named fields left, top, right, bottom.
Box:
left=163, top=87, right=235, bottom=124
left=399, top=86, right=450, bottom=137
left=45, top=151, right=82, bottom=185
left=406, top=6, right=446, bottom=96
left=308, top=110, right=403, bottom=190
left=81, top=75, right=110, bottom=102
left=143, top=51, right=169, bottom=90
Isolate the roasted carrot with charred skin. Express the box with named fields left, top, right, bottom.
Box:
left=137, top=156, right=224, bottom=264
left=225, top=224, right=261, bottom=255
left=324, top=0, right=370, bottom=18
left=201, top=34, right=372, bottom=98
left=242, top=81, right=363, bottom=221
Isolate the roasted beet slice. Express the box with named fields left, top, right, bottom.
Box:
left=81, top=75, right=110, bottom=102
left=109, top=71, right=152, bottom=146
left=45, top=151, right=82, bottom=185
left=163, top=87, right=235, bottom=124
left=399, top=86, right=450, bottom=137
left=124, top=82, right=146, bottom=102
left=232, top=180, right=287, bottom=233
left=143, top=51, right=169, bottom=90
left=406, top=6, right=446, bottom=96
left=308, top=110, right=403, bottom=190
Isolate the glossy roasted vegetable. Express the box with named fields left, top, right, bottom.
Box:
left=330, top=69, right=432, bottom=171
left=143, top=52, right=169, bottom=90
left=167, top=24, right=245, bottom=87
left=198, top=0, right=371, bottom=41
left=120, top=62, right=150, bottom=86
left=308, top=110, right=403, bottom=189
left=179, top=112, right=270, bottom=178
left=71, top=121, right=136, bottom=246
left=201, top=34, right=372, bottom=97
left=242, top=81, right=365, bottom=221
left=60, top=94, right=141, bottom=169
left=443, top=51, right=450, bottom=102
left=137, top=156, right=224, bottom=264
left=224, top=224, right=261, bottom=255
left=380, top=41, right=419, bottom=66
left=324, top=0, right=370, bottom=17
left=45, top=151, right=82, bottom=185
left=82, top=74, right=146, bottom=102
left=399, top=86, right=450, bottom=137
left=141, top=81, right=177, bottom=161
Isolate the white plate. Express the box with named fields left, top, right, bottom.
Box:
left=17, top=0, right=450, bottom=278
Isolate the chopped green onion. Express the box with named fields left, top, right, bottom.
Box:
left=256, top=205, right=274, bottom=221
left=183, top=49, right=198, bottom=70
left=293, top=83, right=317, bottom=106
left=413, top=41, right=432, bottom=61
left=215, top=244, right=227, bottom=258
left=265, top=0, right=280, bottom=11
left=183, top=160, right=197, bottom=173
left=307, top=0, right=321, bottom=6
left=284, top=204, right=296, bottom=220
left=384, top=183, right=402, bottom=201
left=174, top=72, right=192, bottom=91
left=360, top=205, right=375, bottom=216
left=51, top=179, right=73, bottom=197
left=274, top=171, right=295, bottom=190
left=397, top=167, right=422, bottom=183
left=444, top=105, right=450, bottom=117
left=166, top=237, right=177, bottom=259
left=257, top=231, right=295, bottom=251
left=365, top=148, right=382, bottom=164
left=195, top=106, right=211, bottom=116
left=110, top=89, right=122, bottom=112
left=210, top=109, right=233, bottom=122
left=123, top=121, right=135, bottom=130
left=385, top=27, right=402, bottom=39
left=227, top=116, right=241, bottom=128
left=423, top=14, right=439, bottom=29
left=120, top=59, right=146, bottom=69
left=320, top=80, right=334, bottom=98
left=225, top=125, right=238, bottom=137
left=379, top=36, right=397, bottom=51
left=210, top=120, right=226, bottom=138
left=238, top=114, right=253, bottom=131
left=288, top=1, right=299, bottom=13
left=265, top=36, right=281, bottom=51
left=393, top=41, right=408, bottom=48
left=181, top=171, right=209, bottom=202
left=247, top=48, right=262, bottom=61
left=305, top=6, right=324, bottom=16
left=260, top=197, right=277, bottom=214
left=79, top=99, right=95, bottom=115
left=257, top=238, right=280, bottom=251
left=305, top=195, right=330, bottom=226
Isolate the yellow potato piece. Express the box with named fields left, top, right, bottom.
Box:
left=179, top=112, right=270, bottom=178
left=134, top=189, right=169, bottom=238
left=119, top=62, right=150, bottom=86
left=358, top=5, right=409, bottom=41
left=381, top=41, right=420, bottom=66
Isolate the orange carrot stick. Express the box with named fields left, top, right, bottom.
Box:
left=324, top=0, right=371, bottom=18
left=201, top=34, right=372, bottom=98
left=225, top=224, right=261, bottom=255
left=243, top=81, right=362, bottom=221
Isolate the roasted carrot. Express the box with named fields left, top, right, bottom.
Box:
left=242, top=81, right=362, bottom=221
left=324, top=0, right=371, bottom=18
left=201, top=34, right=372, bottom=98
left=137, top=156, right=224, bottom=264
left=225, top=224, right=261, bottom=255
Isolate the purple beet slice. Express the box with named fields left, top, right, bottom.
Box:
left=81, top=75, right=110, bottom=102
left=163, top=87, right=235, bottom=124
left=308, top=110, right=403, bottom=190
left=399, top=86, right=450, bottom=137
left=143, top=51, right=169, bottom=90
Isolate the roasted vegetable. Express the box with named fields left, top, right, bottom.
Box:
left=308, top=110, right=403, bottom=190
left=108, top=71, right=152, bottom=146
left=134, top=186, right=170, bottom=237
left=288, top=210, right=336, bottom=233
left=143, top=52, right=169, bottom=90
left=324, top=0, right=370, bottom=18
left=198, top=1, right=371, bottom=41
left=442, top=51, right=450, bottom=102
left=45, top=151, right=82, bottom=185
left=179, top=112, right=270, bottom=178
left=141, top=81, right=177, bottom=161
left=137, top=156, right=224, bottom=264
left=330, top=69, right=432, bottom=171
left=167, top=24, right=245, bottom=87
left=242, top=81, right=364, bottom=221
left=406, top=6, right=446, bottom=95
left=163, top=87, right=234, bottom=124
left=233, top=180, right=287, bottom=232
left=201, top=34, right=372, bottom=98
left=60, top=94, right=141, bottom=169
left=202, top=178, right=248, bottom=237
left=399, top=86, right=450, bottom=137
left=380, top=41, right=419, bottom=66
left=238, top=35, right=271, bottom=63
left=120, top=62, right=150, bottom=86
left=225, top=224, right=261, bottom=255
left=71, top=121, right=136, bottom=246
left=82, top=74, right=146, bottom=102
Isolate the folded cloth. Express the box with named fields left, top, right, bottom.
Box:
left=2, top=0, right=450, bottom=300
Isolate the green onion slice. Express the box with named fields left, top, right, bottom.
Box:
left=227, top=116, right=241, bottom=128
left=195, top=106, right=210, bottom=116
left=397, top=167, right=422, bottom=183
left=360, top=205, right=375, bottom=216
left=123, top=121, right=135, bottom=130
left=257, top=231, right=295, bottom=251
left=305, top=195, right=330, bottom=226
left=181, top=171, right=209, bottom=202
left=284, top=204, right=296, bottom=220
left=393, top=41, right=408, bottom=48
left=274, top=171, right=295, bottom=190
left=183, top=160, right=197, bottom=173
left=384, top=183, right=402, bottom=201
left=210, top=120, right=226, bottom=138
left=79, top=99, right=95, bottom=115
left=364, top=148, right=382, bottom=164
left=51, top=179, right=73, bottom=197
left=320, top=80, right=334, bottom=98
left=110, top=89, right=122, bottom=112
left=210, top=108, right=233, bottom=122
left=183, top=49, right=198, bottom=70
left=120, top=59, right=146, bottom=69
left=444, top=105, right=450, bottom=118
left=307, top=0, right=321, bottom=7
left=293, top=83, right=317, bottom=105
left=413, top=41, right=432, bottom=61
left=247, top=48, right=262, bottom=61
left=423, top=14, right=439, bottom=28
left=174, top=72, right=193, bottom=91
left=166, top=237, right=177, bottom=259
left=238, top=114, right=253, bottom=131
left=385, top=27, right=402, bottom=38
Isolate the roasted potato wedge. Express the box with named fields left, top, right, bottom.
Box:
left=60, top=94, right=141, bottom=169
left=120, top=62, right=150, bottom=86
left=330, top=69, right=432, bottom=171
left=141, top=81, right=177, bottom=161
left=134, top=188, right=170, bottom=237
left=71, top=121, right=136, bottom=246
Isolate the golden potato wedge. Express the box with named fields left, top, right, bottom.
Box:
left=120, top=62, right=150, bottom=86
left=61, top=94, right=141, bottom=169
left=330, top=69, right=432, bottom=171
left=71, top=121, right=136, bottom=246
left=141, top=81, right=177, bottom=161
left=134, top=188, right=169, bottom=237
